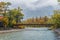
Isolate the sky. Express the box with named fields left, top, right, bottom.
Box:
left=0, top=0, right=59, bottom=20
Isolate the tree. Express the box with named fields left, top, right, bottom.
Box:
left=44, top=16, right=48, bottom=24
left=8, top=7, right=24, bottom=27
left=0, top=2, right=11, bottom=29
left=51, top=10, right=60, bottom=29
left=52, top=13, right=60, bottom=28
left=0, top=2, right=24, bottom=29
left=0, top=2, right=11, bottom=16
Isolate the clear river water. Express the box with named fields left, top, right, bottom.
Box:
left=0, top=28, right=59, bottom=40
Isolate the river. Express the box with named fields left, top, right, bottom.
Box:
left=0, top=28, right=59, bottom=40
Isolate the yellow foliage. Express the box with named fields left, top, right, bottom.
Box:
left=12, top=20, right=16, bottom=24
left=18, top=26, right=25, bottom=29
left=2, top=17, right=9, bottom=26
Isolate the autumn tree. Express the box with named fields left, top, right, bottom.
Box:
left=45, top=10, right=60, bottom=29
left=0, top=2, right=24, bottom=28
left=52, top=13, right=60, bottom=28
left=0, top=2, right=11, bottom=29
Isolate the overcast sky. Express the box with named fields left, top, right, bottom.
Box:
left=0, top=0, right=59, bottom=20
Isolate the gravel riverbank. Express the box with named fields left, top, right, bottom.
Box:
left=54, top=28, right=60, bottom=35
left=0, top=29, right=24, bottom=33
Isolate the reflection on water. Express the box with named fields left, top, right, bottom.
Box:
left=0, top=28, right=58, bottom=40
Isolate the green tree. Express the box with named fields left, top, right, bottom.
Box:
left=52, top=10, right=60, bottom=29
left=0, top=2, right=11, bottom=16
left=8, top=7, right=24, bottom=27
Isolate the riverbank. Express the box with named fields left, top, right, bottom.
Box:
left=54, top=28, right=60, bottom=35
left=0, top=28, right=60, bottom=34
left=0, top=29, right=24, bottom=33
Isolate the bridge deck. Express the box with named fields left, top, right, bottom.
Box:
left=14, top=24, right=54, bottom=27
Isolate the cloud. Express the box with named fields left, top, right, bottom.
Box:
left=17, top=0, right=58, bottom=10
left=23, top=6, right=54, bottom=20
left=20, top=0, right=58, bottom=10
left=0, top=0, right=59, bottom=20
left=0, top=0, right=58, bottom=10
